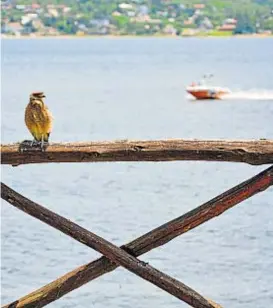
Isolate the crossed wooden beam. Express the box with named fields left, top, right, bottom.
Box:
left=1, top=139, right=273, bottom=308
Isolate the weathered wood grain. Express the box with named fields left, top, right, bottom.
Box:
left=1, top=139, right=273, bottom=166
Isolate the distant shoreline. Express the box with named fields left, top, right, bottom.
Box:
left=1, top=33, right=272, bottom=39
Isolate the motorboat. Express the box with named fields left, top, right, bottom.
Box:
left=186, top=74, right=231, bottom=100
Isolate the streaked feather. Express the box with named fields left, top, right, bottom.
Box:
left=25, top=95, right=53, bottom=142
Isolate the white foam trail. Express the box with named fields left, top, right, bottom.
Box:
left=223, top=89, right=273, bottom=101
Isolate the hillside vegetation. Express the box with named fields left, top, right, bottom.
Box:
left=2, top=0, right=273, bottom=36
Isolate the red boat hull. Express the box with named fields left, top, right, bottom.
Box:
left=187, top=89, right=228, bottom=100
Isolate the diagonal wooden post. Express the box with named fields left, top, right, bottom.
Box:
left=1, top=182, right=220, bottom=308
left=2, top=165, right=273, bottom=308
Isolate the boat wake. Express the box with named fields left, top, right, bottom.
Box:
left=222, top=89, right=273, bottom=101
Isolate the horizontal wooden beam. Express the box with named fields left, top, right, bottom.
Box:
left=2, top=165, right=273, bottom=307
left=1, top=182, right=219, bottom=308
left=1, top=139, right=273, bottom=166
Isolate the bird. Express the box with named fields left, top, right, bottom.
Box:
left=25, top=92, right=53, bottom=149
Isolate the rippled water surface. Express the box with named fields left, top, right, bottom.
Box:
left=1, top=37, right=273, bottom=307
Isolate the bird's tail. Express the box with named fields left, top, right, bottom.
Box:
left=44, top=133, right=50, bottom=142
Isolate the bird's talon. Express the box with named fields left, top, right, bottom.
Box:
left=41, top=141, right=49, bottom=152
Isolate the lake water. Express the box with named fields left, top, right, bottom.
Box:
left=1, top=37, right=273, bottom=308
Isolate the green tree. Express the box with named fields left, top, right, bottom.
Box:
left=234, top=11, right=256, bottom=33
left=56, top=18, right=77, bottom=34
left=112, top=15, right=130, bottom=28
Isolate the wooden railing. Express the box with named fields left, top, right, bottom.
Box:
left=1, top=139, right=273, bottom=308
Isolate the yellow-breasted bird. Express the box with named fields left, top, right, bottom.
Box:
left=25, top=92, right=53, bottom=148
